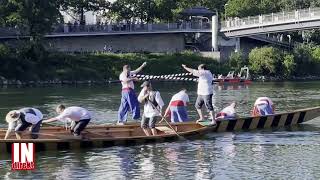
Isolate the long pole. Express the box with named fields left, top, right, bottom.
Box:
left=146, top=95, right=184, bottom=139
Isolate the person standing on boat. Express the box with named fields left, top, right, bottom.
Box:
left=165, top=88, right=190, bottom=123
left=118, top=62, right=147, bottom=125
left=215, top=102, right=238, bottom=120
left=43, top=105, right=91, bottom=137
left=4, top=108, right=43, bottom=139
left=138, top=81, right=164, bottom=136
left=251, top=97, right=275, bottom=116
left=181, top=64, right=216, bottom=125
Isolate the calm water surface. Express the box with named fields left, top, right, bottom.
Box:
left=0, top=81, right=319, bottom=179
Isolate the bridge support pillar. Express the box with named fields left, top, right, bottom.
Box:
left=235, top=37, right=240, bottom=52
left=211, top=15, right=219, bottom=52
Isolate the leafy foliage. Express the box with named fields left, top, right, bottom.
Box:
left=228, top=51, right=247, bottom=71
left=283, top=54, right=296, bottom=77
left=248, top=47, right=283, bottom=76
left=2, top=0, right=62, bottom=40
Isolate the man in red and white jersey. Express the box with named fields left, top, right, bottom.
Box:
left=251, top=97, right=275, bottom=116
left=118, top=62, right=147, bottom=124
left=165, top=88, right=189, bottom=123
left=216, top=102, right=237, bottom=120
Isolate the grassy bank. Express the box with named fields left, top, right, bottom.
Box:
left=0, top=48, right=229, bottom=82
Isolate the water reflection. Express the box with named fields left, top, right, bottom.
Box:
left=1, top=123, right=320, bottom=179
left=0, top=82, right=320, bottom=179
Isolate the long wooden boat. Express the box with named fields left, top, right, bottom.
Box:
left=214, top=66, right=252, bottom=85
left=0, top=106, right=319, bottom=153
left=213, top=78, right=252, bottom=85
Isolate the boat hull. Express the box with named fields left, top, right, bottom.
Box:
left=0, top=122, right=215, bottom=153
left=214, top=106, right=320, bottom=132
left=0, top=106, right=319, bottom=153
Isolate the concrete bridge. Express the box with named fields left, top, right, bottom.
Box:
left=221, top=7, right=320, bottom=37
left=1, top=7, right=319, bottom=58
left=2, top=7, right=318, bottom=38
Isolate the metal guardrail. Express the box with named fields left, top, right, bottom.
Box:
left=0, top=22, right=211, bottom=37
left=222, top=7, right=320, bottom=31
left=50, top=21, right=211, bottom=34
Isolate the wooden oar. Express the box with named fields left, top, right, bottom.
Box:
left=158, top=105, right=170, bottom=124
left=146, top=98, right=185, bottom=139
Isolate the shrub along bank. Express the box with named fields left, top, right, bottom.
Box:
left=229, top=44, right=320, bottom=80
left=0, top=44, right=229, bottom=83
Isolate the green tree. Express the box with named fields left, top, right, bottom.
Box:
left=283, top=54, right=296, bottom=77
left=312, top=46, right=320, bottom=62
left=228, top=50, right=247, bottom=71
left=2, top=0, right=62, bottom=41
left=108, top=0, right=228, bottom=22
left=225, top=0, right=260, bottom=17
left=225, top=0, right=281, bottom=17
left=293, top=44, right=313, bottom=75
left=109, top=0, right=178, bottom=22
left=277, top=0, right=320, bottom=11
left=248, top=46, right=283, bottom=76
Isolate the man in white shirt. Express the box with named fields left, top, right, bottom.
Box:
left=216, top=102, right=237, bottom=120
left=165, top=88, right=189, bottom=122
left=43, top=105, right=91, bottom=136
left=5, top=108, right=43, bottom=139
left=118, top=62, right=147, bottom=124
left=251, top=97, right=275, bottom=116
left=138, top=81, right=164, bottom=136
left=182, top=64, right=216, bottom=125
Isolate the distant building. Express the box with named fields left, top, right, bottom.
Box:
left=61, top=10, right=106, bottom=25
left=60, top=0, right=115, bottom=24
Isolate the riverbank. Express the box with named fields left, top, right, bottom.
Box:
left=253, top=75, right=320, bottom=82
left=0, top=51, right=231, bottom=85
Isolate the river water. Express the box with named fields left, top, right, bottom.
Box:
left=0, top=81, right=319, bottom=179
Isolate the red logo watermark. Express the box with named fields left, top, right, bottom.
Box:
left=11, top=143, right=35, bottom=170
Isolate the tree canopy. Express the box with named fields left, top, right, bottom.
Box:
left=1, top=0, right=62, bottom=41
left=225, top=0, right=320, bottom=18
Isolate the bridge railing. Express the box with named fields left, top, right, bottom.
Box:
left=222, top=7, right=320, bottom=31
left=50, top=21, right=211, bottom=35
left=0, top=21, right=211, bottom=37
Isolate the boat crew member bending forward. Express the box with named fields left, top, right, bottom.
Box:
left=118, top=62, right=147, bottom=125
left=43, top=105, right=91, bottom=137
left=5, top=108, right=43, bottom=139
left=138, top=81, right=164, bottom=136
left=251, top=97, right=275, bottom=116
left=182, top=64, right=216, bottom=125
left=165, top=88, right=190, bottom=122
left=216, top=102, right=237, bottom=120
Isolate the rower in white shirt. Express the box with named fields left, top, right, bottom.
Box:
left=165, top=88, right=190, bottom=122
left=4, top=108, right=43, bottom=139
left=216, top=102, right=238, bottom=120
left=43, top=105, right=91, bottom=136
left=138, top=81, right=164, bottom=136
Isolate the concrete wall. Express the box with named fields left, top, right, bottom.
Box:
left=47, top=33, right=185, bottom=53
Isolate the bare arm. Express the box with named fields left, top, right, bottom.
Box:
left=132, top=62, right=147, bottom=74
left=138, top=89, right=149, bottom=103
left=42, top=117, right=58, bottom=123
left=182, top=64, right=195, bottom=73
